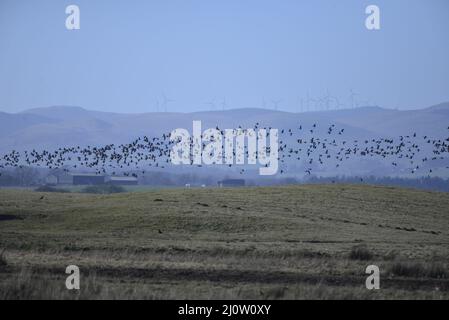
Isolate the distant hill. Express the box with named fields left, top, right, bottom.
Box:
left=0, top=103, right=445, bottom=149
left=1, top=103, right=448, bottom=178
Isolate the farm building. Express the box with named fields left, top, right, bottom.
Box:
left=72, top=174, right=105, bottom=185
left=218, top=179, right=245, bottom=187
left=44, top=175, right=58, bottom=185
left=45, top=173, right=138, bottom=186
left=108, top=176, right=138, bottom=185
left=44, top=173, right=72, bottom=185
left=56, top=173, right=73, bottom=185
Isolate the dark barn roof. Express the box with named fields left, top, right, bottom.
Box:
left=71, top=174, right=105, bottom=185
left=109, top=176, right=138, bottom=185
left=218, top=179, right=245, bottom=187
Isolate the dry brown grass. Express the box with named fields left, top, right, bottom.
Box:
left=0, top=249, right=7, bottom=268
left=0, top=184, right=448, bottom=299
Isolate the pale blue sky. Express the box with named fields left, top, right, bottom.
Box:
left=0, top=0, right=448, bottom=113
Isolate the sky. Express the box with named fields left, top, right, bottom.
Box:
left=0, top=0, right=448, bottom=113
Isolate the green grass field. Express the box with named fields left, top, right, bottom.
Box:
left=0, top=184, right=448, bottom=299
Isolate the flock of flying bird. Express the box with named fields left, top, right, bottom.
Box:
left=0, top=122, right=448, bottom=178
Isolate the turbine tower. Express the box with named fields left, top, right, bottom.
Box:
left=271, top=99, right=282, bottom=111
left=332, top=96, right=344, bottom=110
left=305, top=92, right=316, bottom=112
left=161, top=93, right=174, bottom=112
left=322, top=89, right=332, bottom=111
left=261, top=97, right=268, bottom=109
left=220, top=97, right=228, bottom=111
left=155, top=98, right=161, bottom=112
left=349, top=89, right=359, bottom=109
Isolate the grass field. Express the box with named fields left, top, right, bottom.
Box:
left=0, top=184, right=448, bottom=299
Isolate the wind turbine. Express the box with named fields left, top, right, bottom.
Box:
left=155, top=98, right=161, bottom=112
left=332, top=96, right=344, bottom=110
left=349, top=89, right=359, bottom=109
left=261, top=97, right=268, bottom=109
left=322, top=89, right=332, bottom=110
left=271, top=99, right=282, bottom=111
left=305, top=92, right=316, bottom=112
left=161, top=93, right=174, bottom=112
left=220, top=97, right=228, bottom=111
left=314, top=95, right=324, bottom=111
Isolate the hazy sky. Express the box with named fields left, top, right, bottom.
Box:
left=0, top=0, right=448, bottom=113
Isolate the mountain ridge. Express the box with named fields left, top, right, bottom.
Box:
left=0, top=103, right=447, bottom=155
left=15, top=101, right=449, bottom=117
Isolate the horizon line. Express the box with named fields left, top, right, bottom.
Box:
left=2, top=101, right=448, bottom=116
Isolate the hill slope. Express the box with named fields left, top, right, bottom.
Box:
left=0, top=103, right=447, bottom=152
left=1, top=104, right=448, bottom=178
